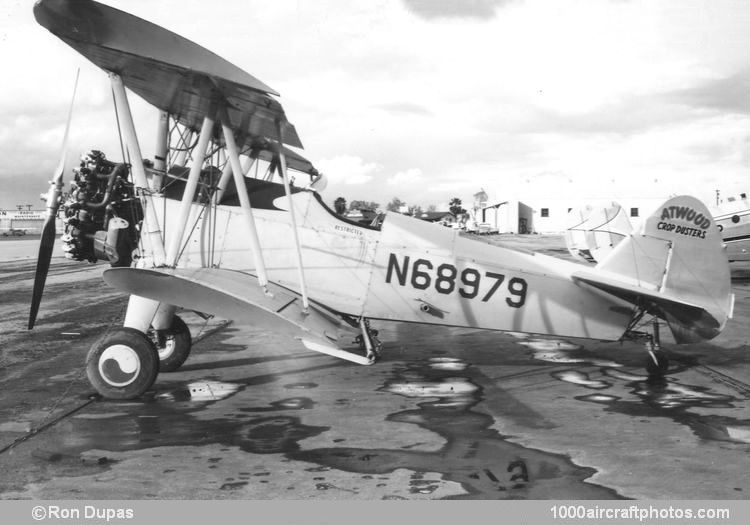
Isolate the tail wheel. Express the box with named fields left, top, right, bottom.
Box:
left=86, top=327, right=159, bottom=399
left=149, top=315, right=192, bottom=372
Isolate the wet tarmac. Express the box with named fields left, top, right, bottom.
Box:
left=1, top=235, right=750, bottom=499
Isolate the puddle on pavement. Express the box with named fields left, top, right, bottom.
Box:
left=383, top=358, right=477, bottom=409
left=24, top=449, right=120, bottom=480
left=633, top=381, right=734, bottom=410
left=385, top=377, right=478, bottom=399
left=13, top=325, right=749, bottom=499
left=576, top=394, right=620, bottom=404
left=238, top=397, right=316, bottom=413
left=519, top=339, right=581, bottom=352
left=385, top=375, right=478, bottom=409
left=235, top=417, right=328, bottom=454
left=284, top=382, right=318, bottom=390
left=428, top=357, right=468, bottom=371
left=0, top=421, right=32, bottom=433
left=273, top=398, right=315, bottom=410
left=603, top=369, right=648, bottom=382
left=289, top=358, right=623, bottom=499
left=726, top=426, right=750, bottom=444
left=552, top=371, right=610, bottom=390
left=54, top=410, right=329, bottom=458
left=73, top=412, right=130, bottom=420
left=156, top=381, right=241, bottom=402
left=410, top=472, right=441, bottom=494
left=518, top=338, right=621, bottom=367
left=20, top=373, right=331, bottom=475
left=576, top=375, right=750, bottom=445
left=530, top=336, right=750, bottom=449
left=314, top=482, right=358, bottom=494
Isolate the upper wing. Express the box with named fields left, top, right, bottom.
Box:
left=34, top=0, right=302, bottom=149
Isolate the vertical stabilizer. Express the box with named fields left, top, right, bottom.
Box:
left=596, top=196, right=732, bottom=342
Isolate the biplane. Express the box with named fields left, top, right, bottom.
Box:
left=30, top=0, right=734, bottom=400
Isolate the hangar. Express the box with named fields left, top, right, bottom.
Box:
left=472, top=190, right=667, bottom=234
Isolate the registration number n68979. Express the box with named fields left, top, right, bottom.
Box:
left=385, top=253, right=528, bottom=308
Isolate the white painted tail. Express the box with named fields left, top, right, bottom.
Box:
left=575, top=196, right=733, bottom=343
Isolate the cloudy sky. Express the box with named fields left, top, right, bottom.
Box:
left=2, top=0, right=750, bottom=210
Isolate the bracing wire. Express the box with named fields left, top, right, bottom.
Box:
left=210, top=146, right=220, bottom=267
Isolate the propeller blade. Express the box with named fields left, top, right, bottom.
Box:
left=28, top=217, right=58, bottom=329
left=28, top=69, right=80, bottom=329
left=52, top=68, right=79, bottom=186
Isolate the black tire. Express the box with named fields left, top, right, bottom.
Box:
left=150, top=315, right=192, bottom=372
left=86, top=327, right=159, bottom=399
left=646, top=350, right=669, bottom=377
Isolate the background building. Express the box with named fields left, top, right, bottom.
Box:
left=474, top=194, right=666, bottom=234
left=0, top=207, right=62, bottom=234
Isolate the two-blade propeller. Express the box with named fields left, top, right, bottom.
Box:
left=28, top=70, right=80, bottom=330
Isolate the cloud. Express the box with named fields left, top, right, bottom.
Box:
left=402, top=0, right=514, bottom=20
left=373, top=102, right=433, bottom=116
left=473, top=85, right=712, bottom=139
left=7, top=0, right=750, bottom=215
left=472, top=69, right=750, bottom=146
left=316, top=155, right=382, bottom=185
left=670, top=69, right=750, bottom=115
left=387, top=167, right=425, bottom=186
left=523, top=95, right=691, bottom=136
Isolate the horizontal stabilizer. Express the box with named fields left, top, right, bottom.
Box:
left=103, top=267, right=362, bottom=360
left=572, top=195, right=732, bottom=343
left=572, top=270, right=722, bottom=342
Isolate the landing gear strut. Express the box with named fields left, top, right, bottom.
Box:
left=355, top=318, right=382, bottom=363
left=624, top=313, right=669, bottom=378
left=644, top=319, right=669, bottom=378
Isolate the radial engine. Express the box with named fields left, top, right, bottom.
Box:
left=60, top=150, right=143, bottom=266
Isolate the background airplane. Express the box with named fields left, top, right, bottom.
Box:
left=566, top=195, right=750, bottom=264
left=712, top=192, right=750, bottom=262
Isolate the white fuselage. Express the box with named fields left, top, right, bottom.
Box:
left=151, top=183, right=633, bottom=341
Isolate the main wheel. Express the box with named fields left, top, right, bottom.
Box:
left=86, top=327, right=159, bottom=399
left=646, top=350, right=669, bottom=377
left=149, top=315, right=192, bottom=372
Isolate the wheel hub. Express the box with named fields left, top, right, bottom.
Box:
left=157, top=335, right=176, bottom=359
left=98, top=344, right=141, bottom=387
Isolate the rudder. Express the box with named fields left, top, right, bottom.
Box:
left=596, top=195, right=732, bottom=342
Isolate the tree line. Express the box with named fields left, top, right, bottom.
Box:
left=333, top=197, right=466, bottom=217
